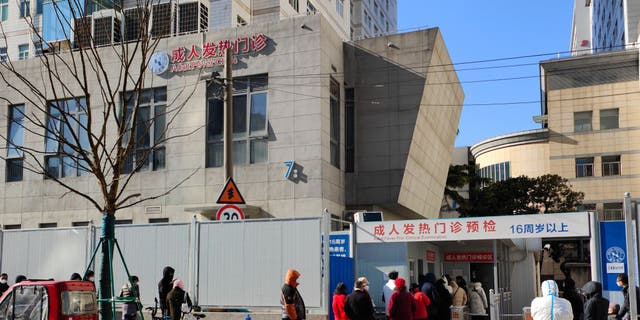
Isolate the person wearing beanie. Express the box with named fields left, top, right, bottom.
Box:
left=166, top=279, right=191, bottom=320
left=388, top=278, right=416, bottom=320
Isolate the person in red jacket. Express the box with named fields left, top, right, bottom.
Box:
left=410, top=283, right=431, bottom=320
left=389, top=278, right=416, bottom=320
left=333, top=282, right=350, bottom=320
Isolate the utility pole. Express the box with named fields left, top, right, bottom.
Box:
left=223, top=48, right=233, bottom=180
left=624, top=193, right=638, bottom=320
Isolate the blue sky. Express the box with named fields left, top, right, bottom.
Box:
left=397, top=0, right=574, bottom=147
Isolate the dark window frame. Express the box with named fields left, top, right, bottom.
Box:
left=574, top=111, right=592, bottom=132
left=329, top=77, right=340, bottom=169
left=602, top=155, right=621, bottom=176
left=44, top=97, right=90, bottom=179
left=600, top=108, right=619, bottom=130
left=575, top=157, right=594, bottom=177
left=7, top=104, right=25, bottom=182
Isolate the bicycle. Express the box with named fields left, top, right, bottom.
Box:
left=181, top=305, right=205, bottom=320
left=145, top=298, right=172, bottom=320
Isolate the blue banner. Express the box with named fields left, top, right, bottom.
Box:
left=329, top=233, right=350, bottom=258
left=600, top=221, right=627, bottom=291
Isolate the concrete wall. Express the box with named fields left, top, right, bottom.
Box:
left=344, top=28, right=463, bottom=219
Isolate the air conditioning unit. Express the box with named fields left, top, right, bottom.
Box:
left=353, top=211, right=384, bottom=223
left=92, top=9, right=122, bottom=46
left=151, top=0, right=177, bottom=38
left=73, top=16, right=93, bottom=49
left=123, top=7, right=149, bottom=42
left=177, top=0, right=208, bottom=35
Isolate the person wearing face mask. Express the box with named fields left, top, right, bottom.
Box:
left=345, top=279, right=376, bottom=320
left=0, top=274, right=9, bottom=295
left=616, top=273, right=640, bottom=320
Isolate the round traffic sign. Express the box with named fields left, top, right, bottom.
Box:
left=216, top=204, right=245, bottom=221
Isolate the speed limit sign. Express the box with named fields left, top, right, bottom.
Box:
left=216, top=204, right=245, bottom=221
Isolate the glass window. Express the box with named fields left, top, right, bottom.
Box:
left=600, top=108, right=619, bottom=130
left=121, top=87, right=167, bottom=174
left=575, top=157, right=594, bottom=177
left=330, top=77, right=340, bottom=168
left=574, top=111, right=592, bottom=132
left=7, top=105, right=25, bottom=182
left=336, top=0, right=343, bottom=16
left=306, top=1, right=316, bottom=14
left=45, top=98, right=89, bottom=178
left=0, top=0, right=7, bottom=21
left=602, top=155, right=620, bottom=176
left=288, top=0, right=298, bottom=12
left=35, top=0, right=41, bottom=14
left=19, top=0, right=29, bottom=17
left=206, top=74, right=268, bottom=168
left=13, top=285, right=48, bottom=320
left=0, top=47, right=6, bottom=62
left=61, top=291, right=96, bottom=315
left=18, top=44, right=29, bottom=60
left=345, top=88, right=355, bottom=173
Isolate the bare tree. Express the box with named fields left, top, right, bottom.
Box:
left=0, top=0, right=204, bottom=318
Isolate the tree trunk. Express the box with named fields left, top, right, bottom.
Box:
left=99, top=213, right=116, bottom=320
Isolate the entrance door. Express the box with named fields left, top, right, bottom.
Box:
left=470, top=263, right=494, bottom=295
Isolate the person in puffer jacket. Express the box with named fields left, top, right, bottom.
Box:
left=582, top=281, right=609, bottom=320
left=531, top=280, right=573, bottom=320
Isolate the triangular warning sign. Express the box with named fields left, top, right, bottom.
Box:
left=216, top=177, right=246, bottom=204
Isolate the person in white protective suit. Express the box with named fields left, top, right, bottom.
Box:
left=530, top=280, right=573, bottom=320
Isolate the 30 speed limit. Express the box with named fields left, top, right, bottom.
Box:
left=216, top=204, right=245, bottom=221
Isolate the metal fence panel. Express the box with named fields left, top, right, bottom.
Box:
left=1, top=228, right=89, bottom=281
left=197, top=218, right=322, bottom=307
left=92, top=224, right=191, bottom=307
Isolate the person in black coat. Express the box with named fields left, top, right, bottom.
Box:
left=435, top=279, right=453, bottom=320
left=344, top=279, right=376, bottom=320
left=166, top=279, right=191, bottom=320
left=582, top=281, right=609, bottom=320
left=0, top=274, right=9, bottom=295
left=158, top=266, right=175, bottom=316
left=421, top=273, right=439, bottom=320
left=616, top=273, right=640, bottom=320
left=562, top=278, right=584, bottom=320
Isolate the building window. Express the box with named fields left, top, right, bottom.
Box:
left=149, top=218, right=169, bottom=223
left=236, top=15, right=247, bottom=26
left=479, top=161, right=510, bottom=184
left=0, top=47, right=6, bottom=62
left=122, top=87, right=167, bottom=174
left=288, top=0, right=298, bottom=12
left=306, top=1, right=317, bottom=15
left=575, top=157, right=594, bottom=177
left=34, top=42, right=42, bottom=56
left=574, top=111, right=592, bottom=132
left=603, top=203, right=623, bottom=221
left=336, top=0, right=343, bottom=16
left=19, top=0, right=29, bottom=17
left=3, top=224, right=21, bottom=230
left=330, top=77, right=340, bottom=168
left=115, top=219, right=133, bottom=225
left=600, top=108, right=619, bottom=130
left=45, top=97, right=90, bottom=179
left=72, top=221, right=90, bottom=226
left=206, top=74, right=268, bottom=168
left=602, top=155, right=620, bottom=176
left=35, top=0, right=42, bottom=14
left=39, top=222, right=57, bottom=228
left=0, top=0, right=7, bottom=21
left=345, top=88, right=354, bottom=173
left=18, top=44, right=29, bottom=60
left=6, top=105, right=25, bottom=182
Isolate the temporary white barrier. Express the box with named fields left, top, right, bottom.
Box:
left=0, top=216, right=325, bottom=309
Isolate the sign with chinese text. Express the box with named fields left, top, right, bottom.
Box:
left=444, top=252, right=494, bottom=263
left=600, top=221, right=627, bottom=291
left=356, top=212, right=590, bottom=243
left=329, top=232, right=351, bottom=258
left=426, top=250, right=436, bottom=262
left=168, top=34, right=268, bottom=73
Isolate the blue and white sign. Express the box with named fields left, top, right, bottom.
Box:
left=329, top=232, right=351, bottom=258
left=600, top=221, right=627, bottom=291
